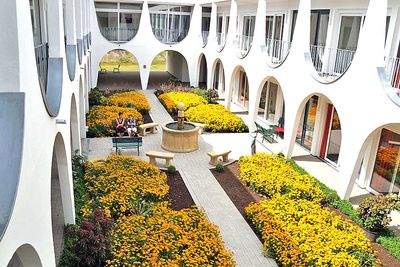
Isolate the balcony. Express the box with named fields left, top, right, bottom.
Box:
left=202, top=31, right=209, bottom=47
left=35, top=43, right=49, bottom=91
left=265, top=38, right=291, bottom=66
left=216, top=32, right=226, bottom=52
left=99, top=27, right=138, bottom=43
left=385, top=57, right=400, bottom=96
left=310, top=45, right=356, bottom=83
left=152, top=28, right=189, bottom=44
left=234, top=35, right=253, bottom=58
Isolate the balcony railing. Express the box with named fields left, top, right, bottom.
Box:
left=265, top=38, right=291, bottom=66
left=233, top=34, right=253, bottom=58
left=385, top=57, right=400, bottom=95
left=216, top=32, right=226, bottom=52
left=152, top=28, right=189, bottom=44
left=35, top=43, right=49, bottom=91
left=99, top=27, right=138, bottom=43
left=310, top=45, right=356, bottom=82
left=202, top=31, right=209, bottom=47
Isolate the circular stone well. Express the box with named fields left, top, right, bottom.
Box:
left=162, top=122, right=200, bottom=153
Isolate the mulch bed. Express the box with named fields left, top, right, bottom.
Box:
left=165, top=170, right=195, bottom=210
left=143, top=112, right=153, bottom=124
left=211, top=161, right=400, bottom=267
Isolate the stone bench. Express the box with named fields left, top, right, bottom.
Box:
left=139, top=122, right=158, bottom=136
left=191, top=122, right=206, bottom=135
left=207, top=150, right=231, bottom=166
left=146, top=151, right=175, bottom=167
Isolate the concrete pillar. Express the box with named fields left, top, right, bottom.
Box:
left=252, top=0, right=266, bottom=48
left=47, top=0, right=63, bottom=57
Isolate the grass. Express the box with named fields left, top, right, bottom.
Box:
left=99, top=62, right=166, bottom=72
left=377, top=231, right=400, bottom=260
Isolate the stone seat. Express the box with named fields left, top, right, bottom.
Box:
left=146, top=150, right=175, bottom=167
left=207, top=150, right=231, bottom=166
left=139, top=122, right=158, bottom=136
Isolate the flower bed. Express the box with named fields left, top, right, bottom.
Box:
left=158, top=92, right=207, bottom=113
left=239, top=153, right=324, bottom=203
left=82, top=156, right=169, bottom=218
left=70, top=155, right=235, bottom=266
left=86, top=106, right=143, bottom=137
left=185, top=104, right=248, bottom=133
left=109, top=204, right=234, bottom=266
left=107, top=91, right=151, bottom=114
left=246, top=196, right=377, bottom=267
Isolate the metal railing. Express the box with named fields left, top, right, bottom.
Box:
left=310, top=45, right=356, bottom=82
left=265, top=38, right=291, bottom=66
left=385, top=57, right=400, bottom=94
left=34, top=43, right=49, bottom=91
left=233, top=34, right=253, bottom=58
left=152, top=28, right=189, bottom=44
left=202, top=31, right=209, bottom=47
left=216, top=32, right=226, bottom=51
left=99, top=27, right=138, bottom=43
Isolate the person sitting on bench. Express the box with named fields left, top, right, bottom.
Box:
left=125, top=114, right=139, bottom=137
left=115, top=112, right=126, bottom=137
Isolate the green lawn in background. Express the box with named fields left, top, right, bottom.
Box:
left=98, top=63, right=166, bottom=72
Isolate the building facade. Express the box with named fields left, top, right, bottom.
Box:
left=1, top=0, right=400, bottom=266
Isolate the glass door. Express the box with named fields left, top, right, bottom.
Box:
left=296, top=96, right=319, bottom=150
left=325, top=107, right=341, bottom=164
left=238, top=71, right=249, bottom=109
left=370, top=129, right=400, bottom=194
left=258, top=82, right=268, bottom=118
left=266, top=83, right=278, bottom=122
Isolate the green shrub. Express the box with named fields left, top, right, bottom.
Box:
left=167, top=165, right=176, bottom=174
left=89, top=87, right=107, bottom=107
left=216, top=163, right=224, bottom=173
left=332, top=199, right=363, bottom=226
left=377, top=231, right=400, bottom=260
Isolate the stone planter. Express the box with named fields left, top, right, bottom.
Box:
left=362, top=228, right=380, bottom=242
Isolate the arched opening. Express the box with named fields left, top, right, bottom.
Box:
left=212, top=59, right=226, bottom=97
left=148, top=50, right=189, bottom=89
left=256, top=77, right=285, bottom=138
left=294, top=94, right=342, bottom=166
left=97, top=49, right=141, bottom=92
left=51, top=134, right=74, bottom=265
left=230, top=67, right=249, bottom=111
left=149, top=4, right=193, bottom=44
left=79, top=77, right=86, bottom=138
left=198, top=54, right=208, bottom=89
left=7, top=244, right=42, bottom=267
left=94, top=2, right=142, bottom=43
left=70, top=94, right=80, bottom=154
left=216, top=2, right=230, bottom=52
left=201, top=5, right=212, bottom=47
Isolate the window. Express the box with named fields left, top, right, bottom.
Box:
left=95, top=2, right=142, bottom=42
left=266, top=14, right=285, bottom=42
left=370, top=129, right=400, bottom=195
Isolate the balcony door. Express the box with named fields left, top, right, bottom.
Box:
left=266, top=14, right=285, bottom=59
left=241, top=16, right=255, bottom=51
left=296, top=96, right=319, bottom=150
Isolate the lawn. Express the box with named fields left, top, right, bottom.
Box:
left=99, top=62, right=166, bottom=71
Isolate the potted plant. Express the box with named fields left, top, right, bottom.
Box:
left=356, top=194, right=400, bottom=242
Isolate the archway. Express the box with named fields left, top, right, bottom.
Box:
left=293, top=94, right=342, bottom=166
left=7, top=244, right=42, bottom=267
left=51, top=134, right=74, bottom=264
left=96, top=49, right=141, bottom=92
left=70, top=94, right=80, bottom=154
left=148, top=50, right=189, bottom=89
left=211, top=59, right=226, bottom=97
left=198, top=54, right=208, bottom=89
left=229, top=66, right=249, bottom=111
left=254, top=77, right=285, bottom=137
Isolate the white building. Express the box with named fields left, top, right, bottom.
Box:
left=1, top=0, right=400, bottom=265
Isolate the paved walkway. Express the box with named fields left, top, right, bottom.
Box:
left=83, top=90, right=276, bottom=266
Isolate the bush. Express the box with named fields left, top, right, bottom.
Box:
left=86, top=106, right=143, bottom=137
left=83, top=155, right=169, bottom=219
left=357, top=194, right=400, bottom=232
left=158, top=92, right=207, bottom=113
left=89, top=87, right=107, bottom=107
left=216, top=163, right=224, bottom=173
left=72, top=209, right=114, bottom=267
left=377, top=231, right=400, bottom=260
left=246, top=196, right=377, bottom=267
left=185, top=104, right=248, bottom=133
left=72, top=151, right=88, bottom=223
left=239, top=153, right=325, bottom=203
left=167, top=165, right=176, bottom=174
left=107, top=91, right=151, bottom=114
